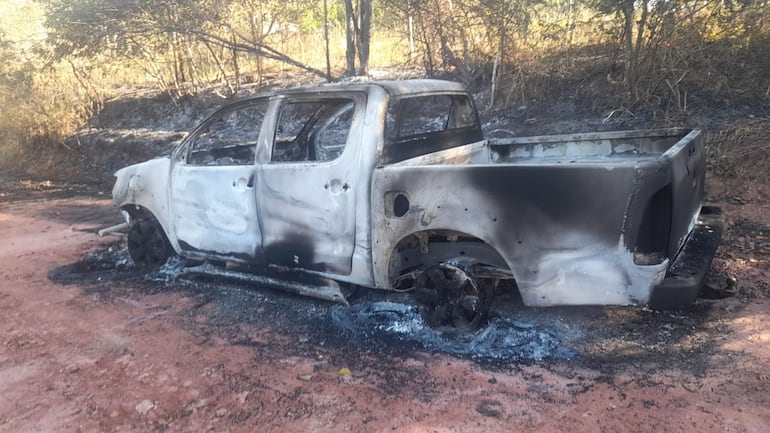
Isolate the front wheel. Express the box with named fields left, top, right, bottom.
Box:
left=127, top=219, right=172, bottom=268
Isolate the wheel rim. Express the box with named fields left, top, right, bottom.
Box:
left=127, top=220, right=170, bottom=268
left=414, top=262, right=487, bottom=330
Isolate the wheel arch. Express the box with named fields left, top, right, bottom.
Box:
left=384, top=228, right=514, bottom=289
left=120, top=204, right=179, bottom=255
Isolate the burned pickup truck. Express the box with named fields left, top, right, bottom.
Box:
left=108, top=79, right=722, bottom=327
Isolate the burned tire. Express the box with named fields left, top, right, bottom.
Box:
left=413, top=262, right=487, bottom=330
left=127, top=219, right=172, bottom=268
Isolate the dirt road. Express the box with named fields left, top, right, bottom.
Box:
left=1, top=182, right=769, bottom=433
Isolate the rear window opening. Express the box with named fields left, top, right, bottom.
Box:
left=382, top=93, right=482, bottom=164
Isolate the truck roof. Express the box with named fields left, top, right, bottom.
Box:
left=282, top=79, right=469, bottom=97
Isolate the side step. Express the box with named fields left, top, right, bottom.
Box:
left=179, top=263, right=349, bottom=306
left=649, top=206, right=724, bottom=309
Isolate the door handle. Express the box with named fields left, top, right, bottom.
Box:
left=324, top=179, right=350, bottom=194
left=234, top=174, right=255, bottom=189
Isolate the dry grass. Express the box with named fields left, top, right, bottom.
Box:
left=0, top=65, right=94, bottom=176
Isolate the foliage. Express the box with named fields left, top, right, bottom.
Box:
left=0, top=0, right=768, bottom=177
left=0, top=0, right=88, bottom=168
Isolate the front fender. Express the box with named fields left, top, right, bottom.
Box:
left=113, top=157, right=173, bottom=244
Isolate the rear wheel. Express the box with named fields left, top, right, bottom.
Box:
left=127, top=219, right=172, bottom=268
left=413, top=262, right=487, bottom=330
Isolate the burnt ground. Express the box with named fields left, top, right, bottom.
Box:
left=1, top=173, right=769, bottom=432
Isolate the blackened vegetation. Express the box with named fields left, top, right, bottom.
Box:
left=724, top=218, right=770, bottom=259
left=576, top=302, right=724, bottom=376
left=714, top=217, right=770, bottom=299
left=48, top=241, right=134, bottom=284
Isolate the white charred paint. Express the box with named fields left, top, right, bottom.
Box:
left=518, top=235, right=669, bottom=306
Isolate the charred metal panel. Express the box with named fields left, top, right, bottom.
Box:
left=254, top=92, right=368, bottom=275
left=661, top=129, right=705, bottom=257
left=382, top=128, right=483, bottom=165
left=633, top=184, right=673, bottom=262
left=169, top=163, right=262, bottom=261
left=371, top=130, right=703, bottom=306
left=487, top=128, right=704, bottom=261
left=373, top=79, right=469, bottom=96
left=393, top=140, right=489, bottom=166
left=372, top=159, right=669, bottom=306
left=650, top=206, right=723, bottom=308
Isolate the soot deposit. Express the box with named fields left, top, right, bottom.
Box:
left=48, top=242, right=734, bottom=371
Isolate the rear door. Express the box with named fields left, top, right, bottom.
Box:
left=256, top=92, right=365, bottom=274
left=169, top=99, right=268, bottom=261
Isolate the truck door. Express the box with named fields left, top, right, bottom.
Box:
left=256, top=93, right=364, bottom=275
left=169, top=99, right=268, bottom=261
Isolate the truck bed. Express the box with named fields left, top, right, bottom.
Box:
left=489, top=128, right=690, bottom=162
left=372, top=128, right=707, bottom=307
left=395, top=128, right=699, bottom=167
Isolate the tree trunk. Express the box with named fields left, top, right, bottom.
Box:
left=356, top=0, right=372, bottom=75
left=408, top=15, right=415, bottom=61
left=567, top=0, right=577, bottom=46
left=344, top=0, right=357, bottom=75
left=323, top=0, right=332, bottom=80
left=229, top=26, right=240, bottom=94
left=415, top=9, right=434, bottom=75
left=622, top=1, right=635, bottom=86
left=203, top=40, right=235, bottom=96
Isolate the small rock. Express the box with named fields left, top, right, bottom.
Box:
left=298, top=374, right=312, bottom=382
left=298, top=335, right=310, bottom=343
left=67, top=365, right=80, bottom=374
left=135, top=400, right=155, bottom=416
left=488, top=377, right=497, bottom=384
left=215, top=408, right=228, bottom=417
left=237, top=391, right=250, bottom=404
left=475, top=400, right=502, bottom=418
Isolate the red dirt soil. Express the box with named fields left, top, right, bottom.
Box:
left=1, top=182, right=769, bottom=432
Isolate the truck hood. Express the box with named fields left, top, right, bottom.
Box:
left=112, top=157, right=171, bottom=208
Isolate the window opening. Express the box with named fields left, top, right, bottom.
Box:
left=187, top=102, right=267, bottom=166
left=272, top=99, right=355, bottom=163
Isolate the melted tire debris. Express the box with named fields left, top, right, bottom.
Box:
left=330, top=301, right=575, bottom=362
